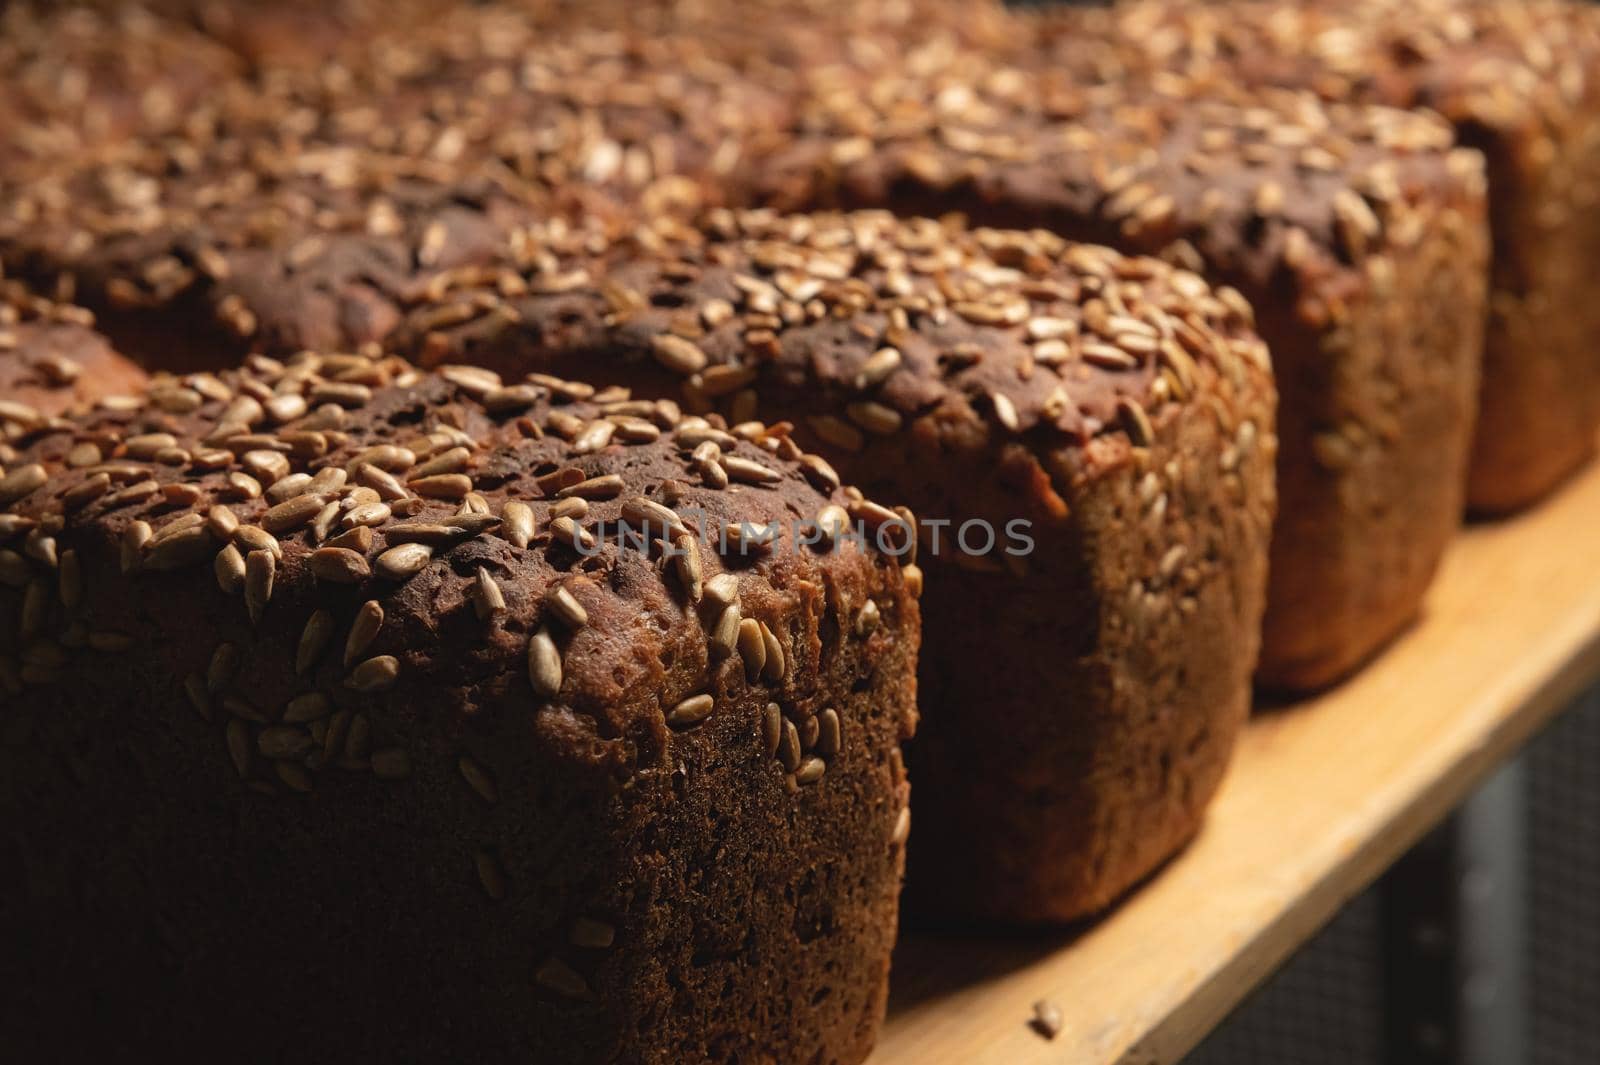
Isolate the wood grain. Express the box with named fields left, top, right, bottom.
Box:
left=872, top=459, right=1600, bottom=1065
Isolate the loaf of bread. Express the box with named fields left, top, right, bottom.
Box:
left=384, top=209, right=1277, bottom=923
left=0, top=360, right=920, bottom=1062
left=1097, top=0, right=1600, bottom=513
left=1, top=278, right=148, bottom=424
left=0, top=4, right=787, bottom=365
left=760, top=67, right=1489, bottom=690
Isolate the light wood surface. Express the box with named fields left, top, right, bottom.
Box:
left=873, top=459, right=1600, bottom=1065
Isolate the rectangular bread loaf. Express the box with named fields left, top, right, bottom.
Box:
left=0, top=360, right=920, bottom=1063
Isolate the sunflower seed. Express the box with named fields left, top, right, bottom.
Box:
left=258, top=726, right=313, bottom=760
left=621, top=496, right=686, bottom=538
left=723, top=521, right=777, bottom=555
left=1117, top=398, right=1154, bottom=447
left=534, top=957, right=590, bottom=999
left=322, top=708, right=352, bottom=764
left=224, top=471, right=263, bottom=500
left=737, top=618, right=766, bottom=680
left=673, top=534, right=704, bottom=601
left=548, top=515, right=595, bottom=552
left=472, top=567, right=507, bottom=621
left=892, top=805, right=912, bottom=845
left=345, top=600, right=384, bottom=665
left=145, top=525, right=214, bottom=570
left=853, top=347, right=902, bottom=390
left=309, top=547, right=371, bottom=583
left=666, top=693, right=715, bottom=729
left=818, top=708, right=841, bottom=757
left=411, top=446, right=471, bottom=479
left=264, top=472, right=314, bottom=505
left=545, top=584, right=588, bottom=629
left=245, top=549, right=275, bottom=624
left=276, top=762, right=314, bottom=793
left=297, top=610, right=335, bottom=675
left=326, top=525, right=373, bottom=553
left=206, top=504, right=240, bottom=539
left=572, top=421, right=615, bottom=454
left=383, top=522, right=470, bottom=546
left=207, top=642, right=240, bottom=694
left=62, top=473, right=111, bottom=511
left=56, top=549, right=81, bottom=609
left=375, top=542, right=433, bottom=580
left=721, top=455, right=781, bottom=485
left=703, top=573, right=739, bottom=607
left=19, top=579, right=48, bottom=638
left=528, top=627, right=562, bottom=697
left=233, top=524, right=281, bottom=560
left=558, top=474, right=625, bottom=500
left=344, top=713, right=371, bottom=761
left=0, top=464, right=47, bottom=505
left=409, top=474, right=473, bottom=500
left=763, top=703, right=782, bottom=758
left=778, top=720, right=801, bottom=772
left=342, top=501, right=392, bottom=529
left=356, top=463, right=410, bottom=501
left=347, top=655, right=400, bottom=692
left=794, top=756, right=826, bottom=785
left=760, top=621, right=785, bottom=683
left=650, top=334, right=709, bottom=375
left=283, top=692, right=332, bottom=723
left=549, top=497, right=588, bottom=522
left=458, top=754, right=498, bottom=804
left=475, top=851, right=508, bottom=900
left=310, top=500, right=341, bottom=542
left=0, top=549, right=26, bottom=587
left=708, top=600, right=741, bottom=659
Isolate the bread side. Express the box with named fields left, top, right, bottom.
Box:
left=0, top=360, right=918, bottom=1062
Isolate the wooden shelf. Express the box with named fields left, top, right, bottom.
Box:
left=872, top=459, right=1600, bottom=1065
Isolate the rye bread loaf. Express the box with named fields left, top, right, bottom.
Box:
left=759, top=68, right=1489, bottom=690
left=385, top=209, right=1277, bottom=923
left=0, top=359, right=919, bottom=1063
left=0, top=4, right=787, bottom=366
left=1098, top=0, right=1600, bottom=513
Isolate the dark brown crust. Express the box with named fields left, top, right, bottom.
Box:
left=0, top=362, right=919, bottom=1063
left=382, top=210, right=1278, bottom=922
left=1096, top=0, right=1600, bottom=512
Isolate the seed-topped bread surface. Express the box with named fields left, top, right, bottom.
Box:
left=380, top=207, right=1279, bottom=922
left=1074, top=0, right=1600, bottom=512
left=755, top=55, right=1490, bottom=689
left=0, top=354, right=920, bottom=1062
